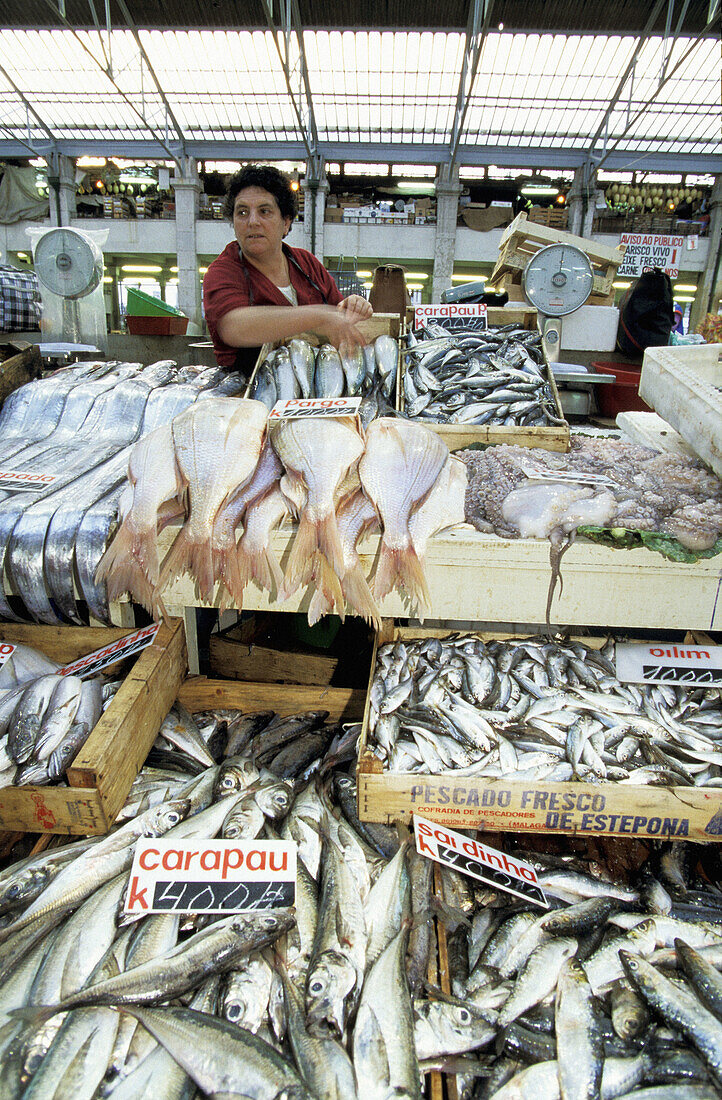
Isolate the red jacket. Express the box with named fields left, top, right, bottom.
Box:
left=203, top=241, right=342, bottom=369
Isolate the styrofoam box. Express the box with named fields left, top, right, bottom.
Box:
left=559, top=305, right=619, bottom=351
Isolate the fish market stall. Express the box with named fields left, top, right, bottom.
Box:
left=357, top=624, right=722, bottom=842
left=0, top=620, right=186, bottom=834
left=0, top=693, right=721, bottom=1098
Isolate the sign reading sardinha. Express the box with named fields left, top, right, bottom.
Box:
left=617, top=234, right=684, bottom=278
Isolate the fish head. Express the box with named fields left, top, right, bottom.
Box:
left=0, top=866, right=47, bottom=913
left=255, top=780, right=295, bottom=820
left=230, top=908, right=295, bottom=940
left=214, top=760, right=257, bottom=799
left=305, top=949, right=357, bottom=1037
left=147, top=798, right=191, bottom=834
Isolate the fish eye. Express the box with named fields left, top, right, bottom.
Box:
left=309, top=980, right=324, bottom=994
left=263, top=915, right=278, bottom=927
left=459, top=1009, right=471, bottom=1023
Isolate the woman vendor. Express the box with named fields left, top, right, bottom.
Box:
left=203, top=164, right=372, bottom=373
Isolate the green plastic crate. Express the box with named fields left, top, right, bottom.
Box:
left=126, top=286, right=184, bottom=317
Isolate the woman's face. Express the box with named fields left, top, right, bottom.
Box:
left=233, top=186, right=292, bottom=262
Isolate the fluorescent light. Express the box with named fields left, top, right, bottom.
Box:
left=344, top=163, right=390, bottom=176
left=404, top=272, right=429, bottom=279
left=521, top=186, right=560, bottom=196
left=77, top=156, right=106, bottom=167
left=392, top=165, right=436, bottom=178
left=167, top=277, right=179, bottom=284
left=198, top=267, right=209, bottom=274
left=613, top=281, right=632, bottom=289
left=674, top=284, right=697, bottom=291
left=362, top=281, right=374, bottom=288
left=406, top=283, right=424, bottom=290
left=356, top=270, right=373, bottom=278
left=15, top=252, right=28, bottom=259
left=122, top=276, right=158, bottom=283
left=452, top=274, right=487, bottom=282
left=121, top=264, right=162, bottom=273
left=170, top=266, right=179, bottom=273
left=675, top=295, right=695, bottom=302
left=102, top=276, right=113, bottom=283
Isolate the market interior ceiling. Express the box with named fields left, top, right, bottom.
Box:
left=0, top=0, right=719, bottom=173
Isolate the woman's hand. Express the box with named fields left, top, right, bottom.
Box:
left=338, top=295, right=373, bottom=321
left=315, top=305, right=367, bottom=348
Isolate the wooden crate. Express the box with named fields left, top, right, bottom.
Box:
left=400, top=306, right=570, bottom=453
left=489, top=213, right=625, bottom=301
left=244, top=313, right=402, bottom=400
left=639, top=344, right=722, bottom=478
left=209, top=611, right=373, bottom=687
left=0, top=343, right=42, bottom=407
left=0, top=620, right=187, bottom=835
left=178, top=675, right=366, bottom=724
left=155, top=524, right=722, bottom=630
left=356, top=622, right=722, bottom=843
left=527, top=205, right=568, bottom=229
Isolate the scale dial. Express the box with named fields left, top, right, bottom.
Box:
left=33, top=228, right=103, bottom=300
left=522, top=243, right=594, bottom=317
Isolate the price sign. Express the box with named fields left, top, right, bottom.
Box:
left=0, top=469, right=57, bottom=492
left=126, top=839, right=297, bottom=914
left=0, top=642, right=16, bottom=667
left=268, top=397, right=362, bottom=421
left=58, top=623, right=160, bottom=679
left=414, top=304, right=488, bottom=332
left=616, top=642, right=722, bottom=686
left=414, top=814, right=548, bottom=908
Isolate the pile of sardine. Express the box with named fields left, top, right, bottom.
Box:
left=402, top=322, right=565, bottom=428
left=461, top=438, right=722, bottom=553
left=0, top=642, right=117, bottom=789
left=367, top=633, right=722, bottom=787
left=0, top=359, right=245, bottom=626
left=250, top=334, right=397, bottom=414
left=429, top=840, right=722, bottom=1099
left=98, top=401, right=467, bottom=625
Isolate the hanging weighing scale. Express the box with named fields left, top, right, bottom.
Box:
left=33, top=227, right=104, bottom=345
left=522, top=242, right=594, bottom=363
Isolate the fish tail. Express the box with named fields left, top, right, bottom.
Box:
left=280, top=512, right=320, bottom=599
left=95, top=521, right=159, bottom=588
left=159, top=529, right=214, bottom=603
left=214, top=545, right=245, bottom=611
left=341, top=563, right=381, bottom=630
left=238, top=541, right=283, bottom=598
left=307, top=552, right=344, bottom=626
left=104, top=551, right=159, bottom=616
left=373, top=540, right=430, bottom=620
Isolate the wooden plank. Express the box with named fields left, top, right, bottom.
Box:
left=67, top=619, right=187, bottom=824
left=0, top=623, right=141, bottom=667
left=154, top=525, right=722, bottom=630
left=0, top=785, right=109, bottom=835
left=0, top=345, right=42, bottom=405
left=617, top=411, right=699, bottom=459
left=210, top=626, right=340, bottom=685
left=178, top=677, right=366, bottom=722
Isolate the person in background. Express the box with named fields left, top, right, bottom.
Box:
left=203, top=165, right=372, bottom=373
left=672, top=303, right=685, bottom=334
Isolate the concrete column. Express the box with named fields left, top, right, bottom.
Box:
left=431, top=166, right=461, bottom=302
left=689, top=176, right=722, bottom=334
left=302, top=161, right=328, bottom=261
left=567, top=163, right=597, bottom=239
left=172, top=156, right=202, bottom=334
left=48, top=154, right=77, bottom=227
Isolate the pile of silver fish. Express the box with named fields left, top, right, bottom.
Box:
left=366, top=633, right=722, bottom=788
left=461, top=439, right=722, bottom=552
left=0, top=641, right=122, bottom=790
left=430, top=840, right=722, bottom=1099
left=98, top=405, right=466, bottom=625
left=249, top=334, right=398, bottom=409
left=402, top=322, right=565, bottom=428
left=0, top=359, right=245, bottom=626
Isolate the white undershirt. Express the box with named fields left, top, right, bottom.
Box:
left=278, top=284, right=298, bottom=305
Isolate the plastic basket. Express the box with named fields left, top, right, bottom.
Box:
left=592, top=361, right=651, bottom=416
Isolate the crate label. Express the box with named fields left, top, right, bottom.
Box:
left=0, top=469, right=57, bottom=491
left=58, top=623, right=160, bottom=679
left=414, top=304, right=488, bottom=331
left=268, top=397, right=361, bottom=420
left=617, top=234, right=684, bottom=278
left=616, top=642, right=722, bottom=686
left=400, top=779, right=709, bottom=839
left=125, top=839, right=296, bottom=914
left=413, top=814, right=548, bottom=907
left=0, top=642, right=16, bottom=667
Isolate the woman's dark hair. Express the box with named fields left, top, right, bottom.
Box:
left=225, top=165, right=298, bottom=223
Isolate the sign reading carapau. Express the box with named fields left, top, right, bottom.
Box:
left=125, top=839, right=297, bottom=914
left=414, top=303, right=488, bottom=331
